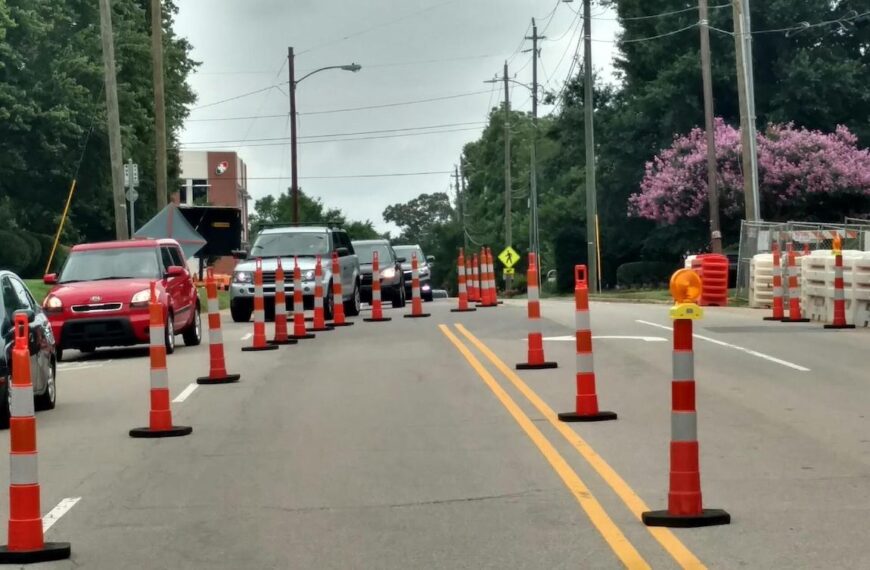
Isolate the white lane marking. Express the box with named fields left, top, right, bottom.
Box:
left=58, top=359, right=112, bottom=371
left=636, top=320, right=811, bottom=372
left=57, top=364, right=104, bottom=372
left=542, top=335, right=667, bottom=342
left=240, top=333, right=253, bottom=341
left=173, top=383, right=198, bottom=403
left=43, top=497, right=81, bottom=533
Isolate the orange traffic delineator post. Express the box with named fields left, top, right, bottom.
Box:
left=451, top=249, right=476, bottom=313
left=825, top=234, right=855, bottom=330
left=130, top=283, right=193, bottom=438
left=516, top=253, right=557, bottom=370
left=465, top=255, right=476, bottom=303
left=0, top=314, right=71, bottom=564
left=242, top=258, right=279, bottom=352
left=558, top=265, right=615, bottom=421
left=310, top=255, right=334, bottom=331
left=269, top=258, right=298, bottom=345
left=405, top=251, right=431, bottom=318
left=196, top=268, right=242, bottom=384
left=289, top=256, right=316, bottom=339
left=764, top=241, right=784, bottom=321
left=330, top=252, right=354, bottom=327
left=469, top=253, right=481, bottom=303
left=364, top=251, right=392, bottom=322
left=477, top=247, right=497, bottom=308
left=781, top=242, right=810, bottom=323
left=642, top=269, right=730, bottom=528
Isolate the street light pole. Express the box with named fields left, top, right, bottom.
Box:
left=583, top=0, right=599, bottom=292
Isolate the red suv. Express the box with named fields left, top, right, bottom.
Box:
left=42, top=239, right=201, bottom=361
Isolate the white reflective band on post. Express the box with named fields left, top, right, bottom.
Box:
left=527, top=320, right=541, bottom=335
left=835, top=266, right=843, bottom=278
left=209, top=329, right=223, bottom=346
left=10, top=453, right=38, bottom=485
left=276, top=282, right=285, bottom=294
left=207, top=298, right=219, bottom=314
left=255, top=285, right=263, bottom=298
left=671, top=411, right=697, bottom=442
left=576, top=353, right=595, bottom=373
left=151, top=368, right=169, bottom=389
left=314, top=293, right=323, bottom=308
left=789, top=287, right=799, bottom=297
left=458, top=282, right=466, bottom=293
left=254, top=309, right=265, bottom=323
left=373, top=288, right=381, bottom=302
left=673, top=351, right=694, bottom=381
left=575, top=310, right=590, bottom=331
left=10, top=385, right=34, bottom=418
left=150, top=325, right=164, bottom=346
left=275, top=301, right=286, bottom=316
left=834, top=289, right=845, bottom=301
left=527, top=286, right=539, bottom=301
left=772, top=287, right=783, bottom=297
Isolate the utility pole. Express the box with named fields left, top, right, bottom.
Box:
left=525, top=19, right=544, bottom=286
left=454, top=165, right=468, bottom=252
left=98, top=0, right=129, bottom=240
left=502, top=61, right=513, bottom=293
left=151, top=0, right=168, bottom=210
left=288, top=46, right=300, bottom=225
left=699, top=0, right=723, bottom=253
left=732, top=0, right=760, bottom=221
left=460, top=162, right=469, bottom=253
left=583, top=0, right=598, bottom=292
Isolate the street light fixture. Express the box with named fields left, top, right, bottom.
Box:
left=288, top=47, right=362, bottom=224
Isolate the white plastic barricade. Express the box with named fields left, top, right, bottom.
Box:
left=749, top=253, right=773, bottom=309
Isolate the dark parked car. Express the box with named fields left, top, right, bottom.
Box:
left=393, top=244, right=434, bottom=302
left=0, top=270, right=58, bottom=428
left=352, top=240, right=406, bottom=308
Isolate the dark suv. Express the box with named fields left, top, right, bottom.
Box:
left=393, top=244, right=434, bottom=302
left=352, top=240, right=406, bottom=308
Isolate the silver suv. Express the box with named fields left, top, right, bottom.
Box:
left=230, top=226, right=361, bottom=322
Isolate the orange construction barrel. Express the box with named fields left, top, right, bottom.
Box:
left=690, top=254, right=729, bottom=307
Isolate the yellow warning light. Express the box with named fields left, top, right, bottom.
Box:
left=670, top=269, right=702, bottom=304
left=832, top=234, right=842, bottom=256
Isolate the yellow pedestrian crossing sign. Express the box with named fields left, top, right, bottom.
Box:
left=498, top=246, right=520, bottom=268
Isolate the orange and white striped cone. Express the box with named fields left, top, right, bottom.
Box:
left=516, top=253, right=557, bottom=370
left=558, top=265, right=615, bottom=421
left=0, top=315, right=71, bottom=564
left=289, top=257, right=316, bottom=339
left=451, top=249, right=476, bottom=313
left=478, top=247, right=497, bottom=308
left=197, top=268, right=242, bottom=384
left=642, top=288, right=730, bottom=528
left=825, top=235, right=855, bottom=330
left=763, top=241, right=784, bottom=321
left=405, top=252, right=431, bottom=318
left=330, top=252, right=354, bottom=327
left=242, top=258, right=279, bottom=351
left=364, top=251, right=392, bottom=322
left=476, top=247, right=489, bottom=307
left=470, top=253, right=481, bottom=303
left=268, top=258, right=298, bottom=345
left=781, top=242, right=810, bottom=323
left=310, top=255, right=334, bottom=331
left=130, top=282, right=193, bottom=438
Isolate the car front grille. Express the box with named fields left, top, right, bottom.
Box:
left=62, top=318, right=131, bottom=345
left=71, top=303, right=123, bottom=313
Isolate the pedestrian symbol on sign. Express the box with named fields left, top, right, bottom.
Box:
left=498, top=246, right=520, bottom=269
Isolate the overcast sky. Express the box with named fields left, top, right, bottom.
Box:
left=175, top=0, right=622, bottom=234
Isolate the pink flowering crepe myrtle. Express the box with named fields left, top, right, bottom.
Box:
left=629, top=119, right=870, bottom=223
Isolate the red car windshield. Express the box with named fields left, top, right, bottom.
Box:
left=59, top=248, right=161, bottom=284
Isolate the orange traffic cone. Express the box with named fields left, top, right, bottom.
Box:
left=0, top=315, right=71, bottom=563
left=310, top=255, right=334, bottom=331
left=516, top=253, right=557, bottom=370
left=269, top=258, right=297, bottom=345
left=781, top=242, right=810, bottom=323
left=364, top=251, right=392, bottom=322
left=405, top=251, right=431, bottom=318
left=330, top=252, right=354, bottom=327
left=242, top=258, right=279, bottom=352
left=130, top=282, right=193, bottom=437
left=290, top=256, right=316, bottom=339
left=451, top=249, right=476, bottom=313
left=197, top=268, right=242, bottom=384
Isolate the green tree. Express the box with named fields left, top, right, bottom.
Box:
left=382, top=192, right=454, bottom=245
left=250, top=188, right=380, bottom=240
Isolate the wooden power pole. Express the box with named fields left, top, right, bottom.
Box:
left=699, top=0, right=723, bottom=253
left=152, top=0, right=168, bottom=210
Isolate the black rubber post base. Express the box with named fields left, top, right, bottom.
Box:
left=763, top=316, right=783, bottom=321
left=404, top=313, right=431, bottom=318
left=0, top=542, right=71, bottom=564
left=781, top=318, right=811, bottom=323
left=824, top=323, right=856, bottom=329
left=642, top=508, right=731, bottom=528
left=268, top=338, right=299, bottom=346
left=288, top=333, right=316, bottom=340
left=330, top=322, right=355, bottom=327
left=241, top=344, right=279, bottom=352
left=476, top=304, right=498, bottom=308
left=558, top=410, right=618, bottom=422
left=450, top=308, right=477, bottom=313
left=363, top=317, right=393, bottom=322
left=516, top=362, right=559, bottom=370
left=309, top=325, right=334, bottom=332
left=196, top=373, right=241, bottom=385
left=129, top=425, right=193, bottom=438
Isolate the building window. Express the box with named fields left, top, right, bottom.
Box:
left=192, top=179, right=209, bottom=205
left=179, top=185, right=188, bottom=204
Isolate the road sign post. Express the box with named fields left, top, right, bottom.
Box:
left=125, top=159, right=140, bottom=234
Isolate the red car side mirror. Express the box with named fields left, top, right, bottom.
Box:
left=43, top=274, right=58, bottom=285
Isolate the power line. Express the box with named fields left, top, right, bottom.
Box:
left=299, top=89, right=493, bottom=115
left=187, top=113, right=286, bottom=123
left=190, top=85, right=277, bottom=110
left=604, top=3, right=730, bottom=22
left=363, top=53, right=509, bottom=69
left=709, top=9, right=870, bottom=36
left=616, top=22, right=700, bottom=44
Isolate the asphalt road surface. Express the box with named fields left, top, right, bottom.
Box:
left=5, top=296, right=870, bottom=569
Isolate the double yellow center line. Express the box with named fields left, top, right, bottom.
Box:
left=439, top=323, right=706, bottom=570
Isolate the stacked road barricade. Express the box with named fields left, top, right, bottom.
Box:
left=197, top=268, right=242, bottom=384
left=331, top=252, right=353, bottom=327
left=290, top=257, right=316, bottom=339
left=642, top=269, right=730, bottom=528
left=310, top=256, right=333, bottom=332
left=242, top=258, right=279, bottom=352
left=364, top=251, right=391, bottom=322
left=516, top=252, right=557, bottom=370
left=0, top=314, right=71, bottom=564
left=270, top=259, right=297, bottom=345
left=405, top=251, right=431, bottom=318
left=130, top=283, right=193, bottom=438
left=451, top=249, right=476, bottom=313
left=557, top=265, right=616, bottom=422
